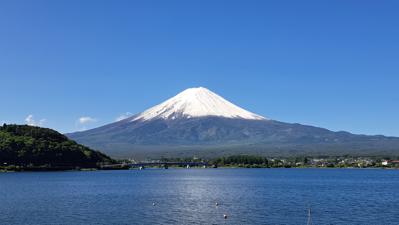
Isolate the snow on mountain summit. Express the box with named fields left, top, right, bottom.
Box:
left=131, top=87, right=267, bottom=122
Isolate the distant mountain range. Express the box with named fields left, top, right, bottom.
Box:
left=67, top=87, right=399, bottom=158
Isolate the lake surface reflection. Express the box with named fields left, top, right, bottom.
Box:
left=1, top=168, right=398, bottom=224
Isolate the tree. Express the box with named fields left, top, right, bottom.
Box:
left=0, top=124, right=113, bottom=168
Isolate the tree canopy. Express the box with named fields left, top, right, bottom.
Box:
left=0, top=124, right=113, bottom=168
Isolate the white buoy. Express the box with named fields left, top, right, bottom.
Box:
left=223, top=214, right=227, bottom=219
left=152, top=202, right=156, bottom=206
left=215, top=202, right=219, bottom=206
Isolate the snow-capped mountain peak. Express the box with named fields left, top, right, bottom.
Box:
left=131, top=87, right=267, bottom=121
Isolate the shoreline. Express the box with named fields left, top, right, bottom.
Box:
left=1, top=166, right=397, bottom=173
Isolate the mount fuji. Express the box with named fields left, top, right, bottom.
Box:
left=131, top=87, right=266, bottom=121
left=67, top=87, right=399, bottom=158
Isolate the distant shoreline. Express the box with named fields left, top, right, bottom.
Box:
left=1, top=166, right=397, bottom=173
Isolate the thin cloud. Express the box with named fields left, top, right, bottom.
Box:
left=75, top=116, right=97, bottom=132
left=25, top=114, right=46, bottom=126
left=78, top=116, right=97, bottom=124
left=115, top=112, right=133, bottom=121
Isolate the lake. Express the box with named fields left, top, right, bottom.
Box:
left=0, top=168, right=398, bottom=225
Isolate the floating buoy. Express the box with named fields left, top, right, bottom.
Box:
left=215, top=202, right=219, bottom=206
left=223, top=214, right=227, bottom=219
left=152, top=202, right=156, bottom=206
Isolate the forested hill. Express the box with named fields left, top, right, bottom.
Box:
left=0, top=124, right=113, bottom=169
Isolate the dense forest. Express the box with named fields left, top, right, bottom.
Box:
left=0, top=124, right=113, bottom=169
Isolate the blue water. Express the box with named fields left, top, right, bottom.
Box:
left=0, top=169, right=398, bottom=225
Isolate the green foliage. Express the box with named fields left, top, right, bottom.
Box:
left=212, top=155, right=269, bottom=166
left=0, top=124, right=113, bottom=168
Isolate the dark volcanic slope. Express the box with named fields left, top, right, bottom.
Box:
left=67, top=116, right=399, bottom=158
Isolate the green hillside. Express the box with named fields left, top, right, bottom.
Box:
left=0, top=124, right=113, bottom=170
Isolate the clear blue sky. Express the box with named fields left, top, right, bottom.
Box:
left=1, top=0, right=398, bottom=135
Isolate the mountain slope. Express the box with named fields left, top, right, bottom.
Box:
left=0, top=124, right=113, bottom=167
left=67, top=87, right=399, bottom=158
left=132, top=87, right=265, bottom=121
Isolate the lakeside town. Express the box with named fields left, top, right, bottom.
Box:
left=122, top=155, right=399, bottom=169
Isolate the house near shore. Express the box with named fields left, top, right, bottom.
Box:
left=382, top=160, right=399, bottom=167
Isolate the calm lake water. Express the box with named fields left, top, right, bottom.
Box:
left=1, top=168, right=398, bottom=225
